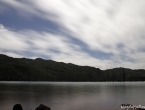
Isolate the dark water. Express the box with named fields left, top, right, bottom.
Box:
left=0, top=82, right=145, bottom=110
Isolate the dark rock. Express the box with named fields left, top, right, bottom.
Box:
left=13, top=104, right=23, bottom=110
left=35, top=104, right=51, bottom=110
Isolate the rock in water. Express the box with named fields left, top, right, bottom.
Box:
left=13, top=104, right=23, bottom=110
left=35, top=104, right=51, bottom=110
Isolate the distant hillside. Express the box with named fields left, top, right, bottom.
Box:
left=0, top=54, right=145, bottom=81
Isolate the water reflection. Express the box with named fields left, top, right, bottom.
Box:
left=0, top=82, right=145, bottom=110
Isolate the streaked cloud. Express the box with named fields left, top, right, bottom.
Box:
left=0, top=24, right=111, bottom=69
left=0, top=0, right=145, bottom=69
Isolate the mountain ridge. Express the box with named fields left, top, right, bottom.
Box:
left=0, top=54, right=145, bottom=81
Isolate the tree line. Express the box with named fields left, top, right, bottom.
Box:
left=0, top=54, right=145, bottom=81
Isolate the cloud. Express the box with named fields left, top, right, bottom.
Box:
left=0, top=24, right=5, bottom=29
left=0, top=24, right=112, bottom=69
left=0, top=0, right=145, bottom=69
left=3, top=0, right=144, bottom=52
left=0, top=24, right=29, bottom=51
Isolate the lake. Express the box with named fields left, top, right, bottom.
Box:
left=0, top=82, right=145, bottom=110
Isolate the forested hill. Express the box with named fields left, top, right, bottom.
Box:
left=0, top=54, right=145, bottom=81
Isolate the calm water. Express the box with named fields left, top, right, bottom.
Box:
left=0, top=82, right=145, bottom=110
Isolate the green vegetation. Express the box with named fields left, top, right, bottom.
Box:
left=0, top=54, right=145, bottom=81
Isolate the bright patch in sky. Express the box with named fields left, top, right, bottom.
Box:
left=0, top=0, right=145, bottom=69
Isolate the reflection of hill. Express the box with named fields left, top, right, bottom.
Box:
left=0, top=54, right=145, bottom=81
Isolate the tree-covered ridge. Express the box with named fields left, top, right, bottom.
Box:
left=0, top=54, right=145, bottom=81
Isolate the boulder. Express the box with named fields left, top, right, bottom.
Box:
left=13, top=104, right=23, bottom=110
left=35, top=104, right=51, bottom=110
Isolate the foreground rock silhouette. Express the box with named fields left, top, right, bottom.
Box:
left=35, top=104, right=51, bottom=110
left=13, top=104, right=23, bottom=110
left=13, top=104, right=51, bottom=110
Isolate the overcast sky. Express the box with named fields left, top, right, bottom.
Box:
left=0, top=0, right=145, bottom=70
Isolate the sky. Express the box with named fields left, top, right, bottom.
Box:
left=0, top=0, right=145, bottom=70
